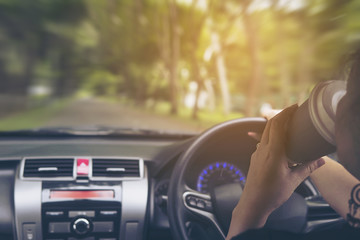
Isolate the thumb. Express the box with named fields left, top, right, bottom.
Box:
left=293, top=158, right=326, bottom=181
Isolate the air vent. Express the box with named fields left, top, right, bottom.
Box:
left=23, top=158, right=74, bottom=178
left=92, top=158, right=141, bottom=178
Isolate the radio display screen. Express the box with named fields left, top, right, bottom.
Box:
left=50, top=190, right=114, bottom=199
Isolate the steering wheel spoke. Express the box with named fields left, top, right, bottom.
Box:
left=183, top=191, right=213, bottom=213
left=183, top=190, right=226, bottom=239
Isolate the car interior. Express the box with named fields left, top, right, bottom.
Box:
left=0, top=117, right=344, bottom=240
left=0, top=0, right=357, bottom=239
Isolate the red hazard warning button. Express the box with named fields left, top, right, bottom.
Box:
left=77, top=158, right=90, bottom=176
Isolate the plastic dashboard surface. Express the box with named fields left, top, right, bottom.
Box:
left=0, top=127, right=344, bottom=240
left=0, top=136, right=191, bottom=240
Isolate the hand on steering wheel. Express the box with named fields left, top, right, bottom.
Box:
left=226, top=105, right=326, bottom=239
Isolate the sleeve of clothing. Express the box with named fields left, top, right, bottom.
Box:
left=231, top=224, right=360, bottom=240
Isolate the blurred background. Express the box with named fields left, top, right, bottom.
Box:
left=0, top=0, right=359, bottom=132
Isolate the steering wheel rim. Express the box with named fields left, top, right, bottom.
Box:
left=167, top=118, right=266, bottom=240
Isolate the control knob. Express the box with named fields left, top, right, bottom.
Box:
left=72, top=218, right=91, bottom=235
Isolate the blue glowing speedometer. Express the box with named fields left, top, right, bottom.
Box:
left=197, top=162, right=246, bottom=194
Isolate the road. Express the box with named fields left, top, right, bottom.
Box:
left=44, top=98, right=203, bottom=133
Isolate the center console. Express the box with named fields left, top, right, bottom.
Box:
left=15, top=157, right=148, bottom=240
left=42, top=186, right=122, bottom=240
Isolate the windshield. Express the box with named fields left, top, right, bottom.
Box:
left=0, top=0, right=358, bottom=133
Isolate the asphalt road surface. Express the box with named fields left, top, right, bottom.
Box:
left=44, top=98, right=203, bottom=133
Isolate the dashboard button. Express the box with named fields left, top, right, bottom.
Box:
left=23, top=223, right=36, bottom=240
left=93, top=221, right=114, bottom=233
left=69, top=210, right=95, bottom=218
left=196, top=200, right=205, bottom=209
left=77, top=158, right=90, bottom=176
left=99, top=210, right=118, bottom=216
left=186, top=196, right=197, bottom=206
left=186, top=195, right=213, bottom=212
left=205, top=200, right=213, bottom=211
left=49, top=222, right=70, bottom=233
left=68, top=237, right=94, bottom=240
left=46, top=211, right=64, bottom=217
left=125, top=222, right=138, bottom=240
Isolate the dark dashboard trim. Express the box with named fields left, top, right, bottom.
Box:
left=0, top=132, right=197, bottom=141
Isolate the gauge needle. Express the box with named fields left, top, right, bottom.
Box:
left=220, top=168, right=224, bottom=177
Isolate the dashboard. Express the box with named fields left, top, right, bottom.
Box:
left=0, top=118, right=345, bottom=240
left=16, top=156, right=147, bottom=240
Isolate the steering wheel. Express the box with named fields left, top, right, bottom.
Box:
left=167, top=118, right=309, bottom=240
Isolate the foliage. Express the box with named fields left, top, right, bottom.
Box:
left=0, top=99, right=71, bottom=131
left=1, top=0, right=360, bottom=119
left=83, top=70, right=122, bottom=97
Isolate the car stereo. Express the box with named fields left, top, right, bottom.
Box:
left=15, top=157, right=148, bottom=240
left=41, top=185, right=122, bottom=240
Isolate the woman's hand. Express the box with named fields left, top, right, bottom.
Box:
left=226, top=105, right=326, bottom=239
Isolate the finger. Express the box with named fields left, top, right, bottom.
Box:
left=248, top=132, right=262, bottom=141
left=293, top=158, right=326, bottom=181
left=268, top=104, right=298, bottom=148
left=260, top=118, right=272, bottom=144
